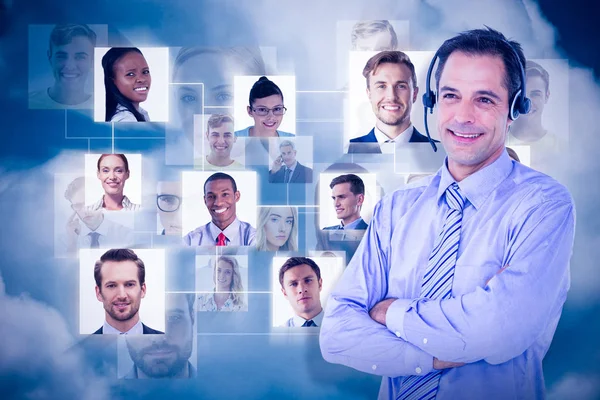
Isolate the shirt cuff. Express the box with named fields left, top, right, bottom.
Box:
left=386, top=298, right=413, bottom=340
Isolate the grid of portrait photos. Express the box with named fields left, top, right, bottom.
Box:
left=39, top=20, right=569, bottom=380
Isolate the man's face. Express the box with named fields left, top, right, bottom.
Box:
left=204, top=179, right=240, bottom=228
left=437, top=52, right=512, bottom=176
left=126, top=294, right=193, bottom=378
left=206, top=122, right=236, bottom=158
left=354, top=31, right=395, bottom=51
left=112, top=51, right=151, bottom=105
left=281, top=264, right=322, bottom=318
left=157, top=181, right=182, bottom=235
left=97, top=155, right=129, bottom=196
left=522, top=75, right=549, bottom=124
left=95, top=260, right=146, bottom=323
left=331, top=182, right=364, bottom=222
left=367, top=62, right=418, bottom=128
left=48, top=36, right=93, bottom=90
left=69, top=186, right=103, bottom=230
left=280, top=145, right=296, bottom=167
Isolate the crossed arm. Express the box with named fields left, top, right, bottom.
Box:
left=320, top=198, right=575, bottom=375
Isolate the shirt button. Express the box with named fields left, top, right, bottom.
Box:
left=423, top=338, right=428, bottom=344
left=415, top=367, right=422, bottom=374
left=395, top=331, right=401, bottom=337
left=372, top=365, right=377, bottom=371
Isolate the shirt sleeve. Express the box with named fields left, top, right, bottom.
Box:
left=320, top=198, right=434, bottom=378
left=387, top=199, right=575, bottom=364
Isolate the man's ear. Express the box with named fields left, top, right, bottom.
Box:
left=413, top=86, right=419, bottom=103
left=234, top=191, right=241, bottom=202
left=318, top=278, right=323, bottom=291
left=357, top=193, right=365, bottom=207
left=140, top=282, right=146, bottom=299
left=95, top=286, right=103, bottom=302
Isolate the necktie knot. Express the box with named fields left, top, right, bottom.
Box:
left=216, top=232, right=227, bottom=246
left=301, top=319, right=316, bottom=327
left=445, top=183, right=466, bottom=211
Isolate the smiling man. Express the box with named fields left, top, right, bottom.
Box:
left=93, top=249, right=163, bottom=335
left=321, top=28, right=575, bottom=400
left=348, top=51, right=433, bottom=154
left=183, top=172, right=256, bottom=246
left=203, top=114, right=243, bottom=170
left=279, top=257, right=323, bottom=328
left=29, top=24, right=96, bottom=109
left=323, top=174, right=367, bottom=230
left=269, top=140, right=313, bottom=183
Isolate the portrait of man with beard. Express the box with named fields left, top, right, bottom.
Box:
left=123, top=293, right=196, bottom=378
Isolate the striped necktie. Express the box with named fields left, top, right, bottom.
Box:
left=284, top=168, right=291, bottom=183
left=397, top=183, right=466, bottom=400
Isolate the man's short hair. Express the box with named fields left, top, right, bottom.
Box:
left=363, top=51, right=417, bottom=89
left=207, top=114, right=234, bottom=130
left=434, top=27, right=526, bottom=105
left=203, top=172, right=238, bottom=194
left=94, top=249, right=146, bottom=289
left=351, top=20, right=398, bottom=50
left=526, top=60, right=550, bottom=94
left=278, top=257, right=321, bottom=287
left=49, top=24, right=97, bottom=56
left=329, top=174, right=365, bottom=196
left=279, top=140, right=295, bottom=150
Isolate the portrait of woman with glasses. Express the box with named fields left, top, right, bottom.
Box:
left=235, top=76, right=294, bottom=138
left=156, top=181, right=182, bottom=235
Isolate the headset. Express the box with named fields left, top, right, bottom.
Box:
left=422, top=38, right=532, bottom=153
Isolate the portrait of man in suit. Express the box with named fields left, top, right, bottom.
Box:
left=348, top=51, right=434, bottom=154
left=93, top=248, right=163, bottom=335
left=323, top=174, right=367, bottom=231
left=279, top=257, right=324, bottom=328
left=269, top=139, right=313, bottom=183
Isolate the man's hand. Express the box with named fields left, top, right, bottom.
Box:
left=433, top=357, right=465, bottom=370
left=369, top=298, right=397, bottom=325
left=270, top=155, right=283, bottom=174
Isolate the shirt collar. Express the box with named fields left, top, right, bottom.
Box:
left=103, top=319, right=143, bottom=335
left=437, top=149, right=514, bottom=210
left=341, top=217, right=364, bottom=230
left=374, top=124, right=413, bottom=145
left=292, top=308, right=324, bottom=327
left=285, top=161, right=298, bottom=172
left=208, top=218, right=241, bottom=242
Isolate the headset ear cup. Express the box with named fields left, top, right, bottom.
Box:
left=422, top=91, right=436, bottom=110
left=520, top=97, right=531, bottom=115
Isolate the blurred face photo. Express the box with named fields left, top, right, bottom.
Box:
left=206, top=122, right=236, bottom=159
left=215, top=259, right=234, bottom=291
left=331, top=183, right=364, bottom=223
left=367, top=62, right=417, bottom=130
left=126, top=294, right=193, bottom=378
left=48, top=35, right=93, bottom=92
left=247, top=94, right=284, bottom=135
left=157, top=181, right=182, bottom=235
left=280, top=145, right=296, bottom=167
left=112, top=51, right=151, bottom=106
left=437, top=52, right=512, bottom=178
left=264, top=207, right=294, bottom=250
left=69, top=185, right=103, bottom=231
left=523, top=74, right=549, bottom=125
left=281, top=264, right=322, bottom=319
left=354, top=31, right=395, bottom=51
left=95, top=260, right=146, bottom=325
left=204, top=179, right=240, bottom=229
left=97, top=155, right=129, bottom=196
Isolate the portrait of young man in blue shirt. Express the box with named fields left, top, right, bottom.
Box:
left=320, top=27, right=576, bottom=400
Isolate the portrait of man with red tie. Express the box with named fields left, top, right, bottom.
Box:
left=183, top=172, right=256, bottom=247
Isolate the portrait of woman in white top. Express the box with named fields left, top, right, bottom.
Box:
left=197, top=256, right=246, bottom=312
left=102, top=47, right=151, bottom=122
left=256, top=206, right=298, bottom=252
left=89, top=154, right=140, bottom=211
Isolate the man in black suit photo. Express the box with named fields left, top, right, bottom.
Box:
left=323, top=174, right=368, bottom=231
left=93, top=248, right=163, bottom=335
left=269, top=139, right=313, bottom=183
left=348, top=51, right=434, bottom=154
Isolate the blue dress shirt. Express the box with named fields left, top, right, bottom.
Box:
left=320, top=150, right=575, bottom=400
left=183, top=218, right=256, bottom=246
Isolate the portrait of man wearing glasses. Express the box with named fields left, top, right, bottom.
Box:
left=269, top=140, right=313, bottom=183
left=157, top=181, right=182, bottom=236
